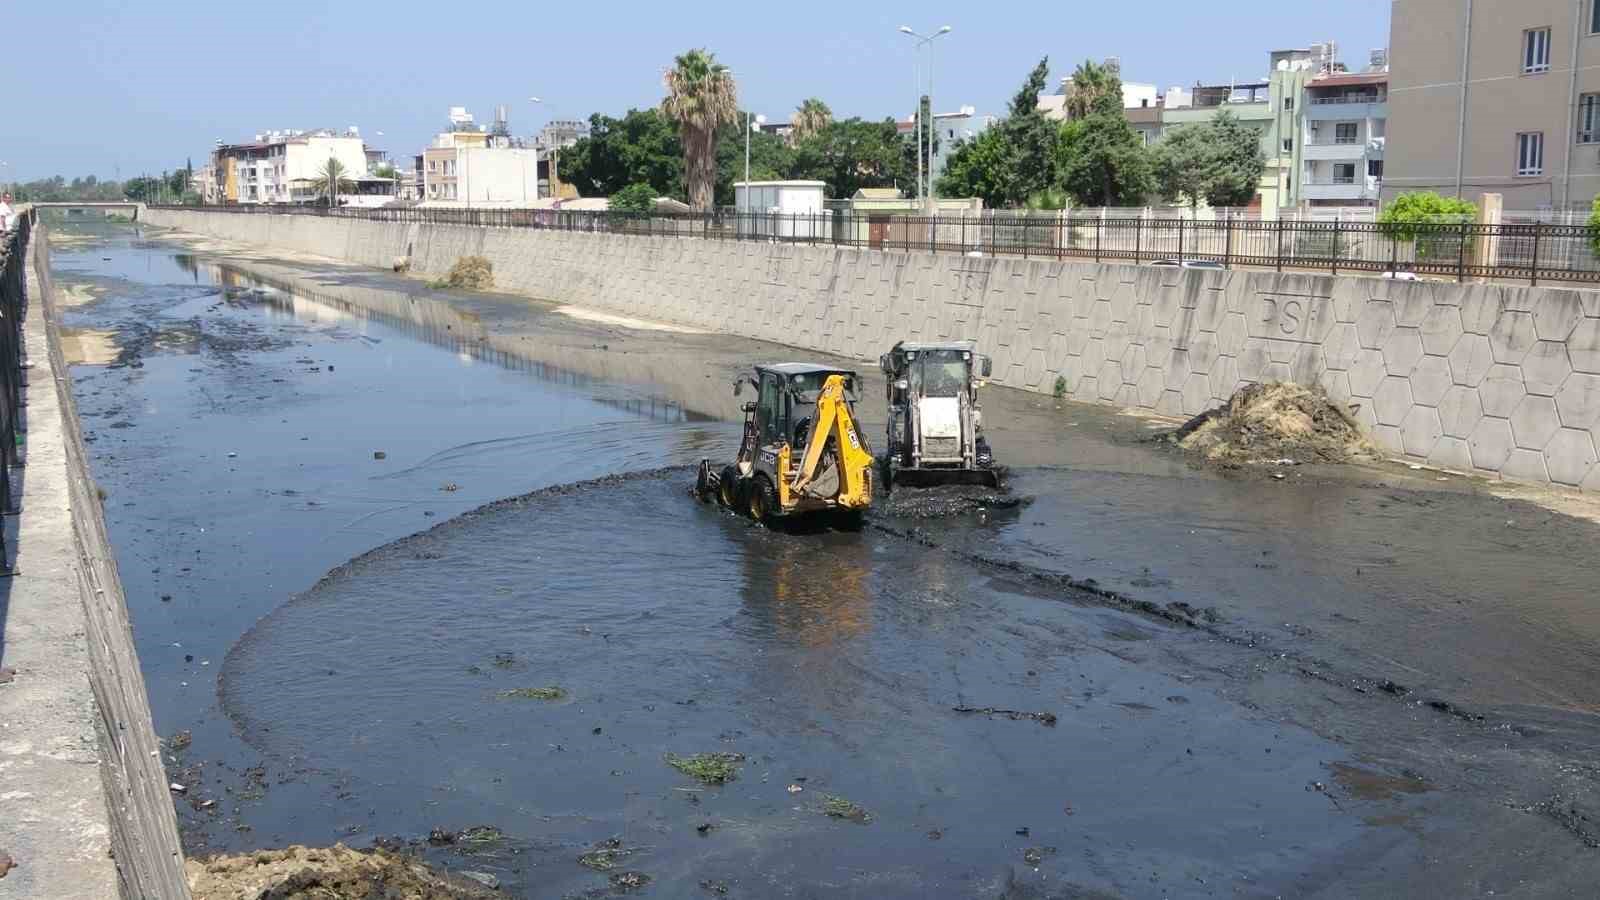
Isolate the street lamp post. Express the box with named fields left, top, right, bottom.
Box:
left=899, top=24, right=952, bottom=207
left=529, top=97, right=544, bottom=201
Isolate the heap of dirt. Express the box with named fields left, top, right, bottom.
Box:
left=431, top=256, right=494, bottom=291
left=186, top=845, right=503, bottom=899
left=1168, top=382, right=1375, bottom=465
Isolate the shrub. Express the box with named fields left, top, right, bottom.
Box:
left=610, top=182, right=656, bottom=216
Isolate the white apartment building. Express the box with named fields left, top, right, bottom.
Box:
left=1298, top=71, right=1388, bottom=206
left=214, top=130, right=370, bottom=204
left=420, top=109, right=542, bottom=206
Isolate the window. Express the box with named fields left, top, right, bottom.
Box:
left=1524, top=27, right=1551, bottom=73
left=1580, top=93, right=1600, bottom=143
left=1335, top=122, right=1359, bottom=144
left=1333, top=163, right=1356, bottom=184
left=1593, top=0, right=1600, bottom=34
left=427, top=160, right=436, bottom=172
left=1282, top=137, right=1294, bottom=152
left=1517, top=131, right=1545, bottom=175
left=1367, top=159, right=1384, bottom=178
left=1284, top=95, right=1295, bottom=111
left=428, top=184, right=437, bottom=197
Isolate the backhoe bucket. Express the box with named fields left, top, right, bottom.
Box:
left=891, top=466, right=1002, bottom=489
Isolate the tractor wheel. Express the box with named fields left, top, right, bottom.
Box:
left=748, top=475, right=778, bottom=523
left=719, top=466, right=742, bottom=509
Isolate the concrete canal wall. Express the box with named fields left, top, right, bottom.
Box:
left=0, top=219, right=191, bottom=898
left=145, top=208, right=1600, bottom=490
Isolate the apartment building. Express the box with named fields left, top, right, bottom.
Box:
left=419, top=107, right=542, bottom=206
left=1162, top=80, right=1283, bottom=208
left=213, top=130, right=370, bottom=204
left=1297, top=71, right=1388, bottom=206
left=1385, top=0, right=1600, bottom=211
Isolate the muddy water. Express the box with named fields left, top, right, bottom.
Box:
left=223, top=471, right=1364, bottom=898
left=54, top=220, right=1600, bottom=897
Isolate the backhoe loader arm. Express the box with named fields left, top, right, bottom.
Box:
left=790, top=374, right=874, bottom=507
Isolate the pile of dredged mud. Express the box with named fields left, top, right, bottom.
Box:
left=1169, top=382, right=1375, bottom=465
left=187, top=845, right=502, bottom=899
left=876, top=472, right=1027, bottom=519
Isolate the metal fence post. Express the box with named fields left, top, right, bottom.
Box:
left=1177, top=217, right=1184, bottom=263
left=1134, top=216, right=1143, bottom=263
left=1457, top=222, right=1468, bottom=283
left=1331, top=218, right=1341, bottom=277
left=1389, top=223, right=1398, bottom=276
left=1223, top=212, right=1233, bottom=269
left=1093, top=215, right=1101, bottom=263
left=1531, top=224, right=1541, bottom=286
left=1022, top=217, right=1030, bottom=259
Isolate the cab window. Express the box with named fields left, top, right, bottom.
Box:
left=758, top=372, right=782, bottom=443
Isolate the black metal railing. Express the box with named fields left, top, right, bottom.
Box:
left=0, top=209, right=33, bottom=562
left=145, top=204, right=1600, bottom=286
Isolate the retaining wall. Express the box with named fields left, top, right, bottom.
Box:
left=144, top=208, right=1600, bottom=490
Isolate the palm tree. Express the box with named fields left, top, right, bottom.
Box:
left=1065, top=59, right=1119, bottom=120
left=309, top=157, right=354, bottom=207
left=661, top=48, right=739, bottom=211
left=791, top=98, right=832, bottom=143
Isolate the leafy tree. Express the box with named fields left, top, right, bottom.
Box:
left=661, top=48, right=740, bottom=210
left=558, top=109, right=684, bottom=199
left=1025, top=187, right=1070, bottom=210
left=310, top=157, right=354, bottom=207
left=1378, top=191, right=1478, bottom=240
left=1589, top=195, right=1600, bottom=256
left=610, top=182, right=657, bottom=215
left=1152, top=111, right=1265, bottom=209
left=996, top=56, right=1060, bottom=206
left=1057, top=112, right=1155, bottom=207
left=1204, top=111, right=1265, bottom=207
left=792, top=98, right=832, bottom=143
left=785, top=117, right=910, bottom=199
left=1064, top=59, right=1120, bottom=120
left=937, top=128, right=1018, bottom=208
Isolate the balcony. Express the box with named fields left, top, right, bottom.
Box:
left=1304, top=99, right=1387, bottom=121
left=1301, top=176, right=1381, bottom=201
left=1302, top=140, right=1369, bottom=161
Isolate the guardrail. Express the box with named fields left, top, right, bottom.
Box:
left=0, top=210, right=30, bottom=566
left=145, top=204, right=1600, bottom=286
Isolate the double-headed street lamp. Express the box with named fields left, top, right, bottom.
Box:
left=899, top=24, right=952, bottom=206
left=745, top=111, right=766, bottom=191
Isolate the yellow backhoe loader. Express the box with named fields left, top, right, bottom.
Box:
left=695, top=364, right=875, bottom=525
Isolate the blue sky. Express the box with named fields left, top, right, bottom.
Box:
left=0, top=0, right=1391, bottom=181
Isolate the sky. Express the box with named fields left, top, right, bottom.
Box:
left=0, top=0, right=1392, bottom=182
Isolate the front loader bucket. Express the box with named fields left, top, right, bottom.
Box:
left=891, top=466, right=1003, bottom=489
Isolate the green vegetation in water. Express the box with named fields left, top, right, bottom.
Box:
left=1052, top=375, right=1067, bottom=399
left=497, top=686, right=565, bottom=701
left=822, top=794, right=871, bottom=823
left=457, top=825, right=505, bottom=844
left=608, top=871, right=651, bottom=892
left=665, top=752, right=746, bottom=784
left=578, top=838, right=629, bottom=871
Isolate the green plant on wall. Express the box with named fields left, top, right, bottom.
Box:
left=1587, top=195, right=1600, bottom=256
left=1377, top=191, right=1476, bottom=260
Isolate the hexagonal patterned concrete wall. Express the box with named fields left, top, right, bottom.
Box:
left=143, top=210, right=1600, bottom=491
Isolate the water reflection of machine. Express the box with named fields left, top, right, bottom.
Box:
left=743, top=532, right=873, bottom=649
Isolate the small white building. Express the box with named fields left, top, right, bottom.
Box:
left=421, top=110, right=543, bottom=206
left=733, top=180, right=828, bottom=240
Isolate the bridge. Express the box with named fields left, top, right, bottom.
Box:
left=27, top=201, right=145, bottom=220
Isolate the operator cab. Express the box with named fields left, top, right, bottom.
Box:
left=740, top=363, right=861, bottom=455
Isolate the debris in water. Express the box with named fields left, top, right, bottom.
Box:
left=169, top=730, right=192, bottom=752
left=0, top=851, right=13, bottom=878
left=459, top=871, right=498, bottom=889
left=429, top=256, right=495, bottom=291
left=373, top=451, right=387, bottom=460
left=821, top=795, right=871, bottom=823
left=609, top=871, right=651, bottom=892
left=952, top=705, right=1058, bottom=726
left=700, top=879, right=731, bottom=895
left=497, top=686, right=565, bottom=701
left=787, top=783, right=804, bottom=794
left=666, top=752, right=746, bottom=785
left=169, top=782, right=187, bottom=794
left=578, top=838, right=631, bottom=871
left=1166, top=382, right=1375, bottom=466
left=1022, top=846, right=1057, bottom=866
left=184, top=844, right=501, bottom=899
left=441, top=482, right=461, bottom=492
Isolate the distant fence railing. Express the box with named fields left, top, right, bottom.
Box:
left=145, top=203, right=1600, bottom=285
left=0, top=209, right=32, bottom=565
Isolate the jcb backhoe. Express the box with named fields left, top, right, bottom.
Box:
left=696, top=364, right=874, bottom=524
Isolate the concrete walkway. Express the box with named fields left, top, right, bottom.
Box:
left=0, top=231, right=118, bottom=896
